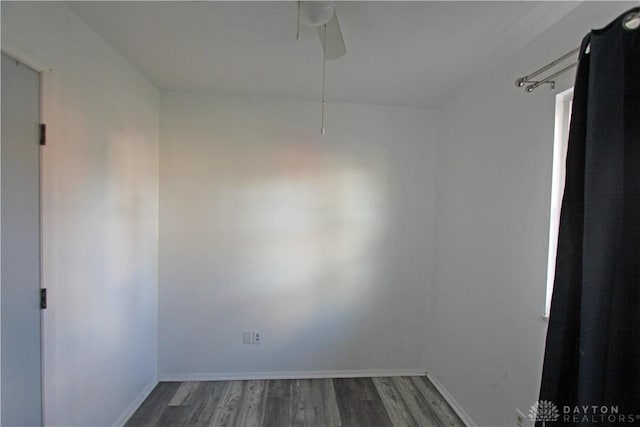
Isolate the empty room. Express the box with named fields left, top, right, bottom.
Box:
left=1, top=1, right=638, bottom=426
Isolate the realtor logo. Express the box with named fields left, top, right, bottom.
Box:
left=528, top=401, right=640, bottom=424
left=529, top=400, right=560, bottom=425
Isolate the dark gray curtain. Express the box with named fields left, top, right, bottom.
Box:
left=538, top=7, right=640, bottom=427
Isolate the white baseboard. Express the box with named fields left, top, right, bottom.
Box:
left=426, top=371, right=477, bottom=427
left=159, top=368, right=427, bottom=382
left=113, top=378, right=158, bottom=427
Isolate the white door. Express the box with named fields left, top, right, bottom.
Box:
left=1, top=52, right=43, bottom=426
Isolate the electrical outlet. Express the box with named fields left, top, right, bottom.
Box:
left=516, top=409, right=526, bottom=427
left=253, top=330, right=262, bottom=345
left=242, top=330, right=252, bottom=345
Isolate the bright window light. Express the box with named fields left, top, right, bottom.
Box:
left=545, top=88, right=573, bottom=318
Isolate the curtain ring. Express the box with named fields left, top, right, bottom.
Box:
left=622, top=11, right=640, bottom=31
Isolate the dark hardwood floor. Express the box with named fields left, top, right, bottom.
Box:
left=125, top=376, right=465, bottom=426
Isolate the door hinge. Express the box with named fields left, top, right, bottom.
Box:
left=39, top=123, right=46, bottom=146
left=40, top=288, right=47, bottom=309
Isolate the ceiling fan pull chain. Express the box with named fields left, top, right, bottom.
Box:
left=296, top=1, right=301, bottom=40
left=321, top=23, right=327, bottom=135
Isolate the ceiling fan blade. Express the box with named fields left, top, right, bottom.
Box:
left=316, top=10, right=346, bottom=60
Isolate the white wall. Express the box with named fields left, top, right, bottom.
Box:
left=1, top=2, right=159, bottom=425
left=431, top=2, right=637, bottom=426
left=158, top=92, right=438, bottom=377
left=3, top=1, right=633, bottom=425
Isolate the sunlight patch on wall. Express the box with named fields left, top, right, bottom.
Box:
left=204, top=142, right=388, bottom=334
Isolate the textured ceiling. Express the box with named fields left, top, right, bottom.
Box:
left=69, top=1, right=580, bottom=108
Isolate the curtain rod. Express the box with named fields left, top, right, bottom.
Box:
left=516, top=9, right=640, bottom=93
left=515, top=47, right=580, bottom=93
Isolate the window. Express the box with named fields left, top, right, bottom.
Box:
left=545, top=88, right=573, bottom=318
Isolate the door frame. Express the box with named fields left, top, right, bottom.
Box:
left=1, top=39, right=55, bottom=426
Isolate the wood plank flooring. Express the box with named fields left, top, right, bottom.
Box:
left=125, top=376, right=465, bottom=427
